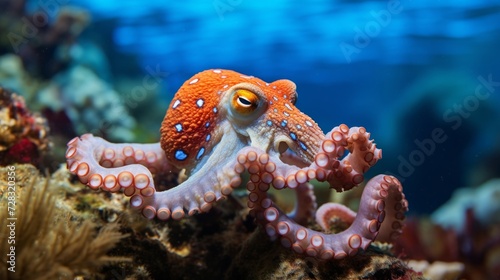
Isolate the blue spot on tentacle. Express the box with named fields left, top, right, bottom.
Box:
left=266, top=120, right=273, bottom=126
left=281, top=120, right=288, bottom=127
left=290, top=132, right=297, bottom=141
left=175, top=150, right=188, bottom=161
left=205, top=134, right=211, bottom=141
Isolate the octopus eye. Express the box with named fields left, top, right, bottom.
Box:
left=231, top=89, right=259, bottom=114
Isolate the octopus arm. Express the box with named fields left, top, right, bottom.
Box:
left=234, top=124, right=408, bottom=260
left=146, top=128, right=247, bottom=220
left=257, top=175, right=406, bottom=259
left=66, top=134, right=173, bottom=198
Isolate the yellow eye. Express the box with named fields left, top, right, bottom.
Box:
left=231, top=89, right=259, bottom=114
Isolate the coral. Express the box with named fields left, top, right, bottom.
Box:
left=0, top=0, right=138, bottom=143
left=0, top=164, right=128, bottom=280
left=431, top=178, right=500, bottom=230
left=47, top=65, right=137, bottom=141
left=394, top=212, right=500, bottom=279
left=0, top=54, right=41, bottom=98
left=0, top=87, right=49, bottom=166
left=0, top=53, right=137, bottom=143
left=0, top=0, right=89, bottom=79
left=407, top=260, right=464, bottom=280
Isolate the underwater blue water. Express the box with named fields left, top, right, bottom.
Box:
left=26, top=0, right=500, bottom=215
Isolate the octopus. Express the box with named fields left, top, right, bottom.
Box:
left=66, top=69, right=408, bottom=260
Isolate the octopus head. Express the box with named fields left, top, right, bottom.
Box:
left=160, top=69, right=324, bottom=171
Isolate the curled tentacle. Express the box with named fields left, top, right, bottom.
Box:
left=251, top=173, right=407, bottom=259
left=315, top=175, right=408, bottom=244
left=239, top=147, right=317, bottom=226
left=237, top=138, right=407, bottom=260
left=311, top=124, right=382, bottom=192
left=66, top=134, right=244, bottom=220
left=237, top=125, right=382, bottom=192
left=315, top=203, right=356, bottom=232
left=66, top=134, right=172, bottom=200
left=288, top=183, right=317, bottom=225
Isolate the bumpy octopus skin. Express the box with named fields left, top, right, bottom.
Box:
left=66, top=69, right=408, bottom=260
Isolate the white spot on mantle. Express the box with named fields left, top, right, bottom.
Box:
left=189, top=78, right=199, bottom=85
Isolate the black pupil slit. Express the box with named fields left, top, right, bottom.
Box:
left=238, top=97, right=252, bottom=106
